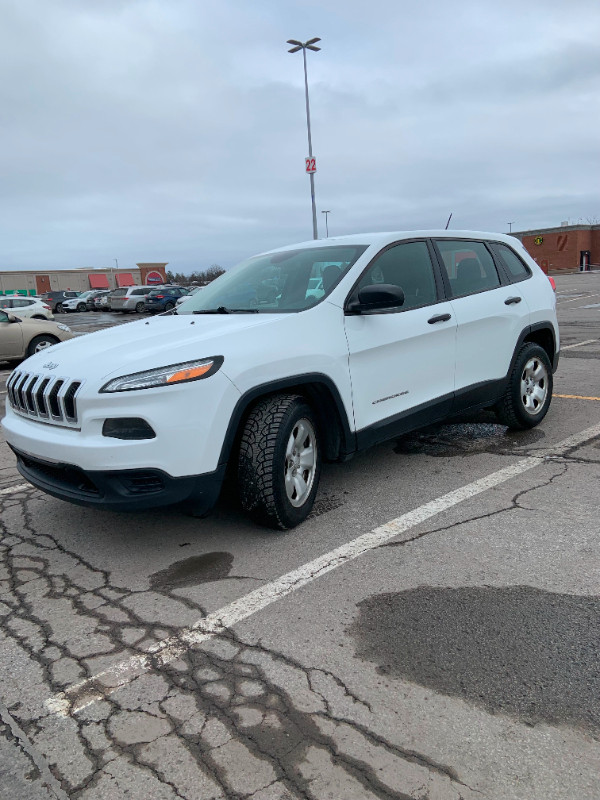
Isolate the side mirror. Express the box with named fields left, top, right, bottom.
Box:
left=6, top=313, right=19, bottom=323
left=346, top=283, right=405, bottom=314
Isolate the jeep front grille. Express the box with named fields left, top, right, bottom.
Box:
left=6, top=371, right=83, bottom=428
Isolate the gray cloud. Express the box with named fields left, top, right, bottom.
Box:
left=0, top=0, right=599, bottom=270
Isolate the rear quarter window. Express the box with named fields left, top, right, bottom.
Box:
left=495, top=243, right=531, bottom=282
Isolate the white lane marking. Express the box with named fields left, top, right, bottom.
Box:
left=558, top=293, right=600, bottom=306
left=45, top=421, right=600, bottom=718
left=557, top=294, right=585, bottom=303
left=0, top=483, right=31, bottom=496
left=561, top=339, right=598, bottom=351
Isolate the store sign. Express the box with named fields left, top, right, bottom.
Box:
left=534, top=236, right=544, bottom=245
left=146, top=271, right=164, bottom=284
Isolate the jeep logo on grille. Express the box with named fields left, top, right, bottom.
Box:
left=43, top=362, right=59, bottom=370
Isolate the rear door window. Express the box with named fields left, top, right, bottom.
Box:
left=434, top=240, right=500, bottom=297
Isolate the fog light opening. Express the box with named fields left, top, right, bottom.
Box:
left=102, top=418, right=156, bottom=440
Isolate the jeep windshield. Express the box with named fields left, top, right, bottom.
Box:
left=176, top=244, right=368, bottom=314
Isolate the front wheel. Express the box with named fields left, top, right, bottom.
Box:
left=27, top=335, right=59, bottom=357
left=135, top=302, right=145, bottom=313
left=495, top=342, right=553, bottom=429
left=77, top=303, right=86, bottom=312
left=164, top=301, right=175, bottom=312
left=238, top=394, right=321, bottom=529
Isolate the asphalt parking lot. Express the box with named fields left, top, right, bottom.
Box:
left=1, top=274, right=600, bottom=800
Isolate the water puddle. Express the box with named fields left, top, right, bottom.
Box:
left=150, top=552, right=234, bottom=589
left=394, top=422, right=545, bottom=457
left=350, top=586, right=600, bottom=734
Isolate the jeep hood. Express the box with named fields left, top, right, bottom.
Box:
left=21, top=313, right=288, bottom=381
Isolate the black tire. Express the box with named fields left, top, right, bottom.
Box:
left=55, top=303, right=63, bottom=313
left=164, top=301, right=175, bottom=312
left=495, top=342, right=553, bottom=430
left=77, top=303, right=86, bottom=312
left=135, top=302, right=145, bottom=313
left=27, top=335, right=59, bottom=358
left=31, top=315, right=46, bottom=320
left=238, top=394, right=321, bottom=529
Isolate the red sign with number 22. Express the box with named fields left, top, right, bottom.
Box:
left=305, top=157, right=317, bottom=173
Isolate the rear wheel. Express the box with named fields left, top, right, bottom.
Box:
left=238, top=394, right=321, bottom=529
left=27, top=335, right=59, bottom=357
left=164, top=301, right=175, bottom=312
left=55, top=303, right=63, bottom=313
left=495, top=342, right=553, bottom=429
left=77, top=302, right=86, bottom=312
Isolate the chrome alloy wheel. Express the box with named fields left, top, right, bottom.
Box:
left=284, top=418, right=317, bottom=507
left=520, top=357, right=549, bottom=415
left=34, top=339, right=55, bottom=353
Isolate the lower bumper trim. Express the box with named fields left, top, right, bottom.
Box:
left=10, top=446, right=224, bottom=514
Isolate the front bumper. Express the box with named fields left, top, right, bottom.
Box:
left=11, top=445, right=225, bottom=514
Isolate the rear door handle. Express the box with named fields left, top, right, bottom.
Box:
left=428, top=313, right=452, bottom=324
left=504, top=296, right=522, bottom=305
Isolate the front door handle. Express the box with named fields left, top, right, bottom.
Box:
left=428, top=313, right=452, bottom=324
left=504, top=296, right=522, bottom=305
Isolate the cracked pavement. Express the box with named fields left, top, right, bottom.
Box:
left=1, top=272, right=600, bottom=799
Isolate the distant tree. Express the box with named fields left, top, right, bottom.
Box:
left=165, top=265, right=225, bottom=285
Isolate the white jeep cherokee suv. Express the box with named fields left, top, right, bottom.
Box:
left=2, top=231, right=559, bottom=529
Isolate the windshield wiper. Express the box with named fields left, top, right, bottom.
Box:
left=193, top=307, right=259, bottom=314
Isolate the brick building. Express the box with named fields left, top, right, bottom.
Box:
left=0, top=263, right=168, bottom=295
left=514, top=224, right=599, bottom=273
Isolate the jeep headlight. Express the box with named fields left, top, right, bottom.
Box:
left=56, top=323, right=71, bottom=332
left=100, top=356, right=223, bottom=393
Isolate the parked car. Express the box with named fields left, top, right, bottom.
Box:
left=144, top=286, right=189, bottom=313
left=0, top=296, right=53, bottom=320
left=2, top=231, right=559, bottom=529
left=41, top=291, right=81, bottom=313
left=98, top=290, right=119, bottom=311
left=86, top=290, right=111, bottom=311
left=176, top=286, right=203, bottom=306
left=0, top=310, right=72, bottom=363
left=61, top=290, right=99, bottom=313
left=110, top=286, right=155, bottom=313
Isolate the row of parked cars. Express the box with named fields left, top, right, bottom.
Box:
left=39, top=285, right=202, bottom=314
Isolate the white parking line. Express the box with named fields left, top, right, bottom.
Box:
left=558, top=293, right=600, bottom=305
left=561, top=339, right=598, bottom=351
left=45, top=421, right=600, bottom=718
left=557, top=294, right=585, bottom=303
left=0, top=483, right=31, bottom=496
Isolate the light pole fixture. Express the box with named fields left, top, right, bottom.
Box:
left=321, top=210, right=331, bottom=238
left=507, top=222, right=515, bottom=233
left=287, top=37, right=321, bottom=240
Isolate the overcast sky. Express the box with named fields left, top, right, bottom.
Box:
left=1, top=0, right=599, bottom=272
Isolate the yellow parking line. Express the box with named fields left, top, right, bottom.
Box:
left=553, top=394, right=600, bottom=401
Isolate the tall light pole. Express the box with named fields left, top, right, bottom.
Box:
left=321, top=210, right=331, bottom=237
left=287, top=37, right=321, bottom=240
left=507, top=222, right=515, bottom=233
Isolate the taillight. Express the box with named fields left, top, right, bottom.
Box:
left=548, top=276, right=556, bottom=291
left=42, top=304, right=51, bottom=309
left=154, top=295, right=164, bottom=299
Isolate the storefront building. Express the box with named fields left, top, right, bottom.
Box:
left=0, top=263, right=167, bottom=295
left=514, top=225, right=599, bottom=273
